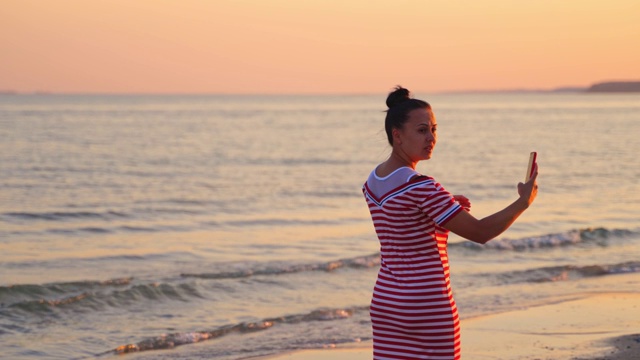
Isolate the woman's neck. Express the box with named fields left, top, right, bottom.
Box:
left=389, top=150, right=417, bottom=170
left=376, top=151, right=417, bottom=177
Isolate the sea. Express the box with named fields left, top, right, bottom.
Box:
left=1, top=92, right=639, bottom=360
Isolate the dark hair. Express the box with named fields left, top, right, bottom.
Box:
left=384, top=86, right=430, bottom=145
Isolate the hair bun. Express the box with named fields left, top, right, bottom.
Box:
left=386, top=86, right=411, bottom=109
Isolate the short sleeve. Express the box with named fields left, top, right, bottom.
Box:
left=410, top=177, right=462, bottom=226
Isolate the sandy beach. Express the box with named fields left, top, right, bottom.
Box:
left=254, top=292, right=640, bottom=360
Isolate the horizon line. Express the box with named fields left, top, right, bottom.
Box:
left=0, top=87, right=591, bottom=97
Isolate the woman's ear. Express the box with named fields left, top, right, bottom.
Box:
left=392, top=128, right=402, bottom=145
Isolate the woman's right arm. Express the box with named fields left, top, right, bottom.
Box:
left=443, top=168, right=538, bottom=244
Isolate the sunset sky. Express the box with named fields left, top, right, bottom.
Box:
left=2, top=0, right=639, bottom=94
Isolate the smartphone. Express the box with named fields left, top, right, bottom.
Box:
left=525, top=152, right=537, bottom=182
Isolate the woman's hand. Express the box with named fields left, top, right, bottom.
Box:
left=517, top=163, right=539, bottom=209
left=453, top=195, right=471, bottom=212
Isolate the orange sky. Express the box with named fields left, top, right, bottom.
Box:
left=1, top=0, right=639, bottom=94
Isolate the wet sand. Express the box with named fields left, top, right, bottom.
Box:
left=254, top=292, right=640, bottom=360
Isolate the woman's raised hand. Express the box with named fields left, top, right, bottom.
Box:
left=517, top=163, right=538, bottom=209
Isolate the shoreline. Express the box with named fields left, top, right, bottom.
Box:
left=253, top=292, right=640, bottom=360
left=574, top=334, right=640, bottom=360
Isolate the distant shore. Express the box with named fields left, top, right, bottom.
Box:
left=585, top=81, right=640, bottom=92
left=437, top=81, right=640, bottom=94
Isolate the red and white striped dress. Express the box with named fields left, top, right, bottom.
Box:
left=363, top=167, right=463, bottom=360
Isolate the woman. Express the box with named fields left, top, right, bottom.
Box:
left=362, top=86, right=538, bottom=359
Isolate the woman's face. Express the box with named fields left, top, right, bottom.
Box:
left=394, top=107, right=437, bottom=161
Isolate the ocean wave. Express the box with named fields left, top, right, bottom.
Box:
left=1, top=201, right=214, bottom=227
left=2, top=279, right=205, bottom=315
left=2, top=210, right=129, bottom=222
left=2, top=215, right=363, bottom=238
left=181, top=253, right=380, bottom=280
left=487, top=261, right=640, bottom=285
left=6, top=224, right=185, bottom=237
left=0, top=278, right=133, bottom=309
left=1, top=252, right=197, bottom=272
left=242, top=157, right=352, bottom=167
left=100, top=306, right=366, bottom=356
left=456, top=227, right=638, bottom=251
left=222, top=217, right=362, bottom=228
left=280, top=189, right=359, bottom=199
